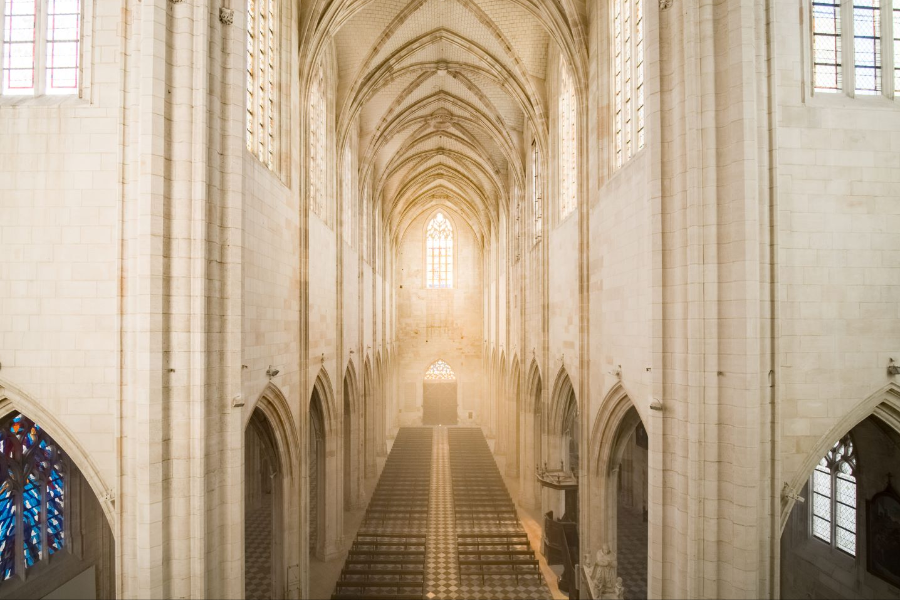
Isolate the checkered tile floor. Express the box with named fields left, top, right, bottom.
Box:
left=617, top=501, right=648, bottom=600
left=245, top=497, right=273, bottom=600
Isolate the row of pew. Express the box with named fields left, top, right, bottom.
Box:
left=447, top=428, right=542, bottom=586
left=331, top=428, right=432, bottom=599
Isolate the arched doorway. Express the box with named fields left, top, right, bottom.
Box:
left=589, top=384, right=649, bottom=600
left=245, top=409, right=282, bottom=600
left=781, top=410, right=900, bottom=599
left=422, top=359, right=458, bottom=425
left=309, top=389, right=326, bottom=556
left=0, top=411, right=115, bottom=599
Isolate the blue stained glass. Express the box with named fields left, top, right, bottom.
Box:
left=47, top=469, right=63, bottom=554
left=0, top=483, right=15, bottom=581
left=23, top=473, right=41, bottom=567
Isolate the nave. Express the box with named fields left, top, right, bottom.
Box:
left=325, top=427, right=553, bottom=600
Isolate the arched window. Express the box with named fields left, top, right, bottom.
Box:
left=309, top=56, right=327, bottom=222
left=424, top=360, right=456, bottom=380
left=558, top=58, right=577, bottom=221
left=811, top=434, right=857, bottom=556
left=612, top=0, right=644, bottom=168
left=342, top=143, right=353, bottom=245
left=1, top=0, right=83, bottom=96
left=246, top=0, right=277, bottom=168
left=425, top=212, right=453, bottom=289
left=0, top=413, right=66, bottom=580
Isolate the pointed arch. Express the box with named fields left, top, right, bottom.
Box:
left=311, top=367, right=338, bottom=436
left=525, top=358, right=543, bottom=414
left=0, top=380, right=115, bottom=531
left=344, top=360, right=360, bottom=415
left=248, top=382, right=302, bottom=477
left=781, top=382, right=900, bottom=530
left=589, top=382, right=644, bottom=478
left=548, top=366, right=577, bottom=436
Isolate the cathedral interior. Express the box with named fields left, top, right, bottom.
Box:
left=1, top=0, right=900, bottom=598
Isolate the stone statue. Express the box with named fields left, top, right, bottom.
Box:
left=615, top=576, right=625, bottom=599
left=591, top=544, right=617, bottom=593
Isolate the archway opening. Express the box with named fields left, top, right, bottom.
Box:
left=422, top=359, right=458, bottom=425
left=781, top=414, right=900, bottom=599
left=0, top=411, right=115, bottom=600
left=309, top=390, right=326, bottom=556
left=342, top=370, right=359, bottom=511
left=614, top=414, right=648, bottom=600
left=244, top=408, right=283, bottom=600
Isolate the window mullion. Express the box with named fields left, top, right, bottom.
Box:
left=844, top=0, right=856, bottom=95
left=36, top=0, right=47, bottom=96
left=0, top=0, right=6, bottom=89
left=883, top=0, right=894, bottom=97
left=39, top=475, right=47, bottom=565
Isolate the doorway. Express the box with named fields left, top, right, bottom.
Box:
left=422, top=359, right=458, bottom=425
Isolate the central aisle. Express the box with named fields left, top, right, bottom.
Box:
left=331, top=427, right=552, bottom=600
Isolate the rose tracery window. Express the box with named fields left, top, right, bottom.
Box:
left=811, top=433, right=857, bottom=556
left=424, top=360, right=456, bottom=381
left=426, top=212, right=453, bottom=289
left=0, top=413, right=66, bottom=581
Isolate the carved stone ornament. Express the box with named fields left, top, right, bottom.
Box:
left=219, top=7, right=235, bottom=25
left=659, top=0, right=673, bottom=9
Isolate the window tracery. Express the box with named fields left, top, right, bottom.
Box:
left=811, top=434, right=857, bottom=556
left=532, top=141, right=542, bottom=244
left=2, top=0, right=82, bottom=96
left=424, top=360, right=456, bottom=381
left=342, top=144, right=353, bottom=245
left=0, top=413, right=66, bottom=581
left=309, top=56, right=327, bottom=222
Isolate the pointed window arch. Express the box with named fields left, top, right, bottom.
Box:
left=811, top=433, right=857, bottom=556
left=558, top=57, right=577, bottom=221
left=425, top=212, right=453, bottom=289
left=0, top=412, right=66, bottom=580
left=424, top=360, right=456, bottom=381
left=246, top=0, right=278, bottom=169
left=309, top=55, right=327, bottom=222
left=612, top=0, right=645, bottom=168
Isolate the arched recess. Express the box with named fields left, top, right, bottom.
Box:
left=362, top=358, right=376, bottom=478
left=497, top=352, right=507, bottom=457
left=588, top=382, right=649, bottom=600
left=375, top=352, right=385, bottom=458
left=244, top=383, right=301, bottom=600
left=309, top=370, right=341, bottom=561
left=342, top=363, right=364, bottom=511
left=0, top=383, right=116, bottom=599
left=546, top=367, right=579, bottom=533
left=779, top=383, right=900, bottom=599
left=520, top=360, right=543, bottom=509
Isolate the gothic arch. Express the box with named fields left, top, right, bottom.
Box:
left=311, top=368, right=338, bottom=436
left=343, top=363, right=364, bottom=510
left=781, top=382, right=900, bottom=530
left=548, top=366, right=578, bottom=437
left=0, top=380, right=115, bottom=531
left=246, top=382, right=302, bottom=473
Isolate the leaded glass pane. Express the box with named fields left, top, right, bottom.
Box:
left=2, top=0, right=36, bottom=95
left=45, top=0, right=81, bottom=94
left=894, top=0, right=900, bottom=92
left=836, top=525, right=856, bottom=555
left=813, top=466, right=832, bottom=497
left=309, top=58, right=327, bottom=221
left=558, top=57, right=577, bottom=221
left=426, top=212, right=453, bottom=289
left=812, top=0, right=842, bottom=92
left=22, top=472, right=40, bottom=567
left=813, top=492, right=831, bottom=519
left=47, top=468, right=63, bottom=554
left=812, top=515, right=831, bottom=542
left=836, top=501, right=856, bottom=534
left=853, top=0, right=881, bottom=94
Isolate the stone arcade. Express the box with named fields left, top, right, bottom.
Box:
left=1, top=0, right=900, bottom=598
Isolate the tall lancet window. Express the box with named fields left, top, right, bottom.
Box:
left=2, top=0, right=83, bottom=96
left=612, top=0, right=644, bottom=168
left=558, top=57, right=577, bottom=221
left=0, top=413, right=66, bottom=580
left=426, top=212, right=453, bottom=289
left=309, top=56, right=327, bottom=222
left=246, top=0, right=277, bottom=168
left=532, top=141, right=542, bottom=244
left=811, top=434, right=857, bottom=556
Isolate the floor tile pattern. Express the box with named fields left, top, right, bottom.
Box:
left=425, top=426, right=459, bottom=599
left=617, top=502, right=648, bottom=600
left=245, top=496, right=273, bottom=600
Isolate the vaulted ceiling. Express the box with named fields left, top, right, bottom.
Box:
left=311, top=0, right=585, bottom=246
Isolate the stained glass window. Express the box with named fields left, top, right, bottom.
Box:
left=612, top=0, right=644, bottom=169
left=853, top=0, right=881, bottom=94
left=811, top=434, right=856, bottom=556
left=558, top=57, right=577, bottom=221
left=424, top=359, right=456, bottom=381
left=0, top=412, right=66, bottom=580
left=246, top=0, right=277, bottom=168
left=309, top=56, right=327, bottom=222
left=532, top=141, right=542, bottom=244
left=813, top=0, right=842, bottom=91
left=426, top=212, right=453, bottom=289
